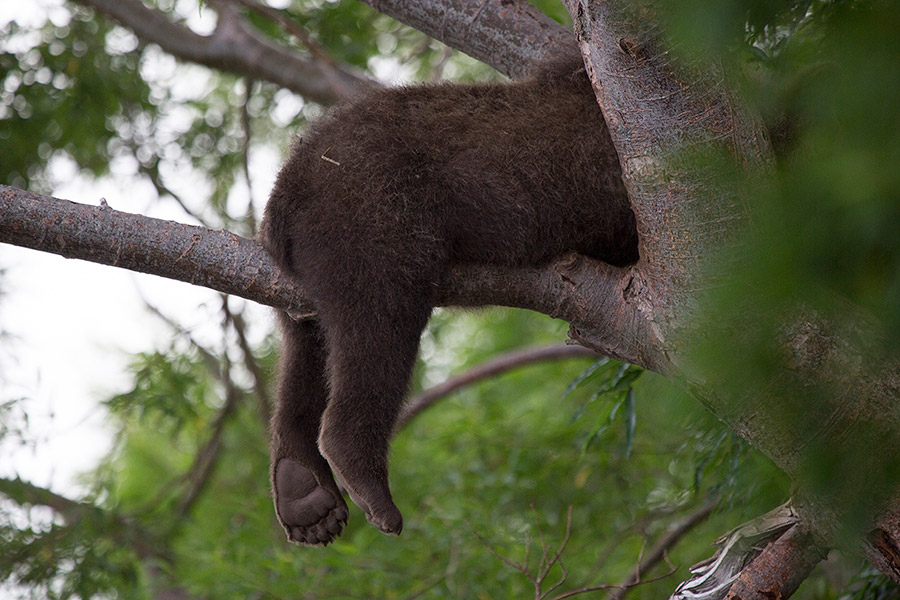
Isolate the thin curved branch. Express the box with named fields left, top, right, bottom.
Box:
left=229, top=0, right=340, bottom=67
left=73, top=0, right=375, bottom=104
left=0, top=185, right=655, bottom=370
left=0, top=476, right=163, bottom=561
left=395, top=344, right=598, bottom=431
left=75, top=0, right=579, bottom=101
left=239, top=77, right=258, bottom=236
left=227, top=307, right=273, bottom=424
left=176, top=362, right=241, bottom=518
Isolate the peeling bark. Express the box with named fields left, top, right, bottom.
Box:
left=723, top=526, right=825, bottom=600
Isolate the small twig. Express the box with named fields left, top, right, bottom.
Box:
left=320, top=149, right=341, bottom=165
left=402, top=573, right=448, bottom=600
left=468, top=506, right=576, bottom=600
left=137, top=288, right=222, bottom=379
left=175, top=381, right=240, bottom=517
left=468, top=521, right=533, bottom=578
left=175, top=304, right=244, bottom=518
left=137, top=296, right=243, bottom=520
left=141, top=163, right=212, bottom=228
left=610, top=498, right=718, bottom=600
left=226, top=305, right=272, bottom=424
left=430, top=45, right=455, bottom=82
left=548, top=568, right=678, bottom=600
left=240, top=77, right=257, bottom=236
left=539, top=506, right=574, bottom=599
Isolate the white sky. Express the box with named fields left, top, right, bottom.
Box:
left=0, top=0, right=278, bottom=498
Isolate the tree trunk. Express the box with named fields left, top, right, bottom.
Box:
left=560, top=0, right=900, bottom=585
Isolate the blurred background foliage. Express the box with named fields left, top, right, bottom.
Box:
left=0, top=0, right=897, bottom=598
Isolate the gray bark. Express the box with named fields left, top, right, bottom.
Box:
left=76, top=0, right=376, bottom=103
left=560, top=0, right=900, bottom=589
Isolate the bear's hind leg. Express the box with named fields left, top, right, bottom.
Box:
left=270, top=314, right=348, bottom=546
left=317, top=291, right=433, bottom=536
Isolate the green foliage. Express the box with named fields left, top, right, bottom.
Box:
left=530, top=0, right=573, bottom=25
left=660, top=0, right=900, bottom=540
left=839, top=568, right=900, bottom=600
left=0, top=5, right=154, bottom=191
left=565, top=360, right=643, bottom=453
left=661, top=0, right=900, bottom=346
left=0, top=493, right=147, bottom=600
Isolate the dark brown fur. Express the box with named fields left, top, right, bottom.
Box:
left=260, top=57, right=638, bottom=546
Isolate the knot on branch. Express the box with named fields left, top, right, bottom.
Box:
left=554, top=252, right=589, bottom=284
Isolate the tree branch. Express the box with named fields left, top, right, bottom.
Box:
left=72, top=0, right=375, bottom=104
left=395, top=344, right=598, bottom=431
left=611, top=499, right=718, bottom=600
left=357, top=0, right=579, bottom=78
left=559, top=0, right=900, bottom=586
left=176, top=366, right=240, bottom=518
left=0, top=185, right=654, bottom=370
left=0, top=476, right=162, bottom=561
left=75, top=0, right=580, bottom=102
left=560, top=0, right=772, bottom=350
left=227, top=306, right=273, bottom=424
left=723, top=525, right=825, bottom=600
left=0, top=475, right=90, bottom=520
left=0, top=185, right=313, bottom=315
left=0, top=477, right=200, bottom=600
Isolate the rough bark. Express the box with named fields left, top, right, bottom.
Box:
left=560, top=0, right=900, bottom=588
left=723, top=526, right=825, bottom=600
left=0, top=185, right=626, bottom=335
left=356, top=0, right=578, bottom=78
left=72, top=0, right=576, bottom=91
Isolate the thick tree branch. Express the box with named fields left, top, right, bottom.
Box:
left=0, top=185, right=653, bottom=369
left=1, top=185, right=313, bottom=315
left=560, top=0, right=900, bottom=589
left=560, top=0, right=772, bottom=353
left=358, top=0, right=578, bottom=78
left=73, top=0, right=375, bottom=104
